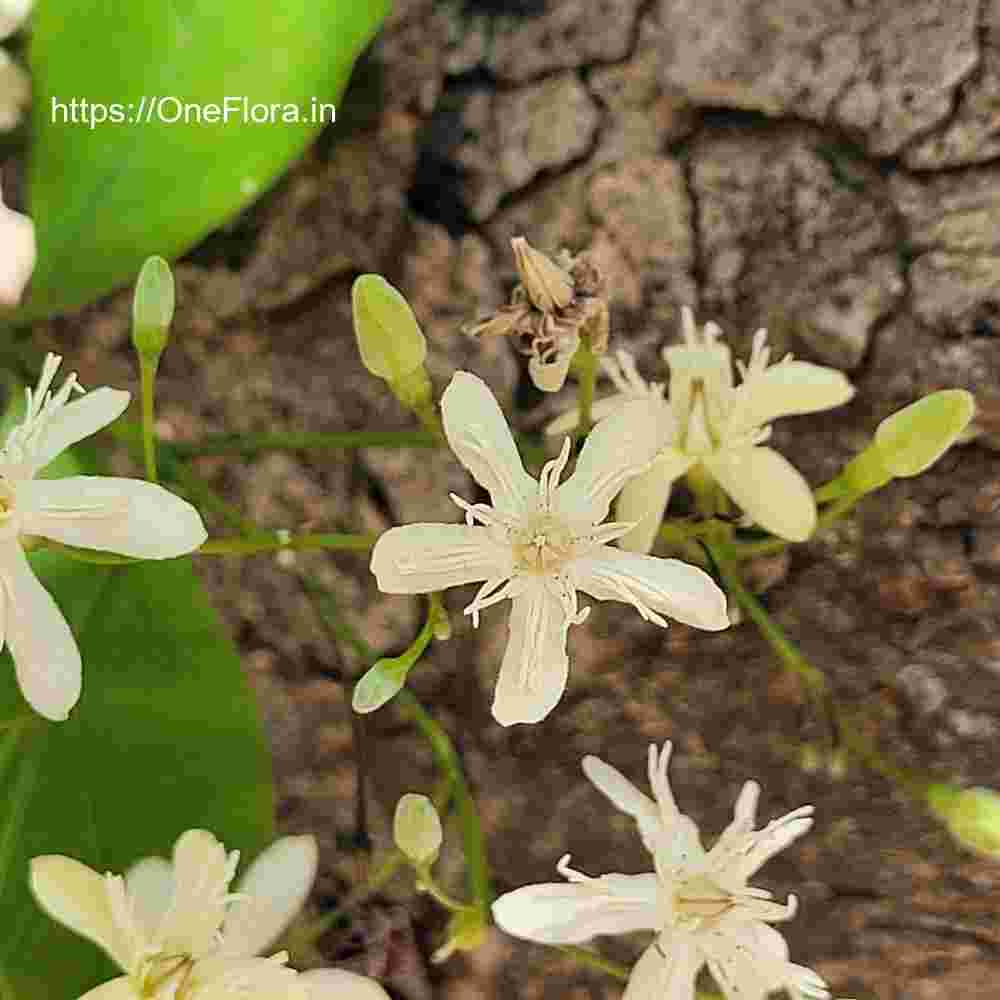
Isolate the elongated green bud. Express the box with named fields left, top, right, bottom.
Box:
left=394, top=793, right=443, bottom=866
left=874, top=389, right=975, bottom=477
left=352, top=656, right=410, bottom=714
left=927, top=784, right=1000, bottom=859
left=132, top=256, right=175, bottom=362
left=352, top=275, right=427, bottom=382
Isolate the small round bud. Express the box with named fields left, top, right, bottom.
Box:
left=352, top=275, right=427, bottom=382
left=393, top=793, right=443, bottom=867
left=132, top=256, right=175, bottom=361
left=927, top=784, right=1000, bottom=859
left=874, top=390, right=975, bottom=478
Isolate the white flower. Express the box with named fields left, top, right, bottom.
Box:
left=0, top=178, right=35, bottom=305
left=30, top=829, right=391, bottom=1000
left=0, top=354, right=207, bottom=721
left=549, top=310, right=855, bottom=552
left=371, top=372, right=729, bottom=726
left=493, top=742, right=830, bottom=1000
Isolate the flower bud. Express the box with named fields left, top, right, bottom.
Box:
left=132, top=256, right=175, bottom=361
left=352, top=656, right=410, bottom=714
left=352, top=275, right=427, bottom=383
left=927, top=784, right=1000, bottom=860
left=0, top=181, right=35, bottom=308
left=874, top=390, right=975, bottom=478
left=393, top=793, right=443, bottom=867
left=511, top=237, right=573, bottom=313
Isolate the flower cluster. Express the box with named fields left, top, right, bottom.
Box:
left=494, top=743, right=829, bottom=1000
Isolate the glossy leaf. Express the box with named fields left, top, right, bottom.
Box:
left=19, top=0, right=389, bottom=318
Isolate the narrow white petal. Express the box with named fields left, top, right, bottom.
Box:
left=556, top=397, right=664, bottom=524
left=18, top=477, right=207, bottom=559
left=77, top=978, right=139, bottom=1000
left=715, top=804, right=815, bottom=885
left=615, top=449, right=692, bottom=554
left=123, top=856, right=173, bottom=943
left=221, top=835, right=318, bottom=959
left=26, top=388, right=131, bottom=475
left=156, top=830, right=237, bottom=959
left=622, top=937, right=702, bottom=1000
left=298, top=969, right=392, bottom=999
left=1, top=539, right=80, bottom=721
left=441, top=372, right=536, bottom=515
left=492, top=872, right=659, bottom=944
left=492, top=583, right=570, bottom=726
left=705, top=446, right=816, bottom=542
left=729, top=361, right=854, bottom=433
left=30, top=857, right=131, bottom=971
left=581, top=755, right=662, bottom=854
left=574, top=548, right=729, bottom=631
left=370, top=523, right=510, bottom=595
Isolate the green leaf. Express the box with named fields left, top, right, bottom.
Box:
left=19, top=0, right=389, bottom=319
left=0, top=554, right=273, bottom=997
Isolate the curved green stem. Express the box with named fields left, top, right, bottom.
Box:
left=555, top=945, right=629, bottom=982
left=139, top=359, right=160, bottom=483
left=198, top=531, right=377, bottom=557
left=571, top=336, right=599, bottom=438
left=730, top=492, right=862, bottom=560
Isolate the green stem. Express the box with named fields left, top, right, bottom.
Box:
left=555, top=945, right=629, bottom=982
left=571, top=336, right=599, bottom=438
left=705, top=539, right=827, bottom=696
left=416, top=869, right=470, bottom=912
left=139, top=359, right=159, bottom=483
left=396, top=690, right=494, bottom=918
left=198, top=532, right=378, bottom=557
left=171, top=428, right=439, bottom=459
left=731, top=492, right=862, bottom=560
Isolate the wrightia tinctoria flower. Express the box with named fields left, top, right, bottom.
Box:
left=0, top=354, right=207, bottom=721
left=550, top=309, right=855, bottom=552
left=493, top=742, right=830, bottom=1000
left=371, top=371, right=728, bottom=726
left=30, top=829, right=391, bottom=1000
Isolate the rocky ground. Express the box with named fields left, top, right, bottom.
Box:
left=36, top=1, right=1000, bottom=997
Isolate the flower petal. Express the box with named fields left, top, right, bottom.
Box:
left=492, top=582, right=570, bottom=726
left=298, top=970, right=392, bottom=1000
left=186, top=955, right=305, bottom=1000
left=123, top=856, right=173, bottom=943
left=441, top=372, right=536, bottom=515
left=25, top=388, right=131, bottom=476
left=544, top=394, right=627, bottom=437
left=17, top=477, right=207, bottom=558
left=78, top=977, right=140, bottom=1000
left=729, top=361, right=854, bottom=433
left=0, top=539, right=81, bottom=721
left=556, top=397, right=664, bottom=524
left=622, top=937, right=703, bottom=1000
left=370, top=523, right=511, bottom=595
left=156, top=830, right=237, bottom=959
left=704, top=446, right=816, bottom=542
left=492, top=872, right=660, bottom=944
left=0, top=178, right=34, bottom=306
left=574, top=548, right=729, bottom=631
left=615, top=449, right=693, bottom=554
left=221, top=835, right=318, bottom=959
left=30, top=856, right=130, bottom=971
left=581, top=755, right=662, bottom=854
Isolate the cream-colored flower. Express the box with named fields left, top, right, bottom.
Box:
left=0, top=179, right=35, bottom=305
left=493, top=742, right=829, bottom=1000
left=549, top=310, right=855, bottom=551
left=0, top=354, right=207, bottom=721
left=371, top=371, right=728, bottom=726
left=30, top=829, right=391, bottom=1000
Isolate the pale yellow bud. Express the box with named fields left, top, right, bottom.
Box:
left=132, top=256, right=175, bottom=361
left=352, top=275, right=427, bottom=383
left=927, top=784, right=1000, bottom=859
left=874, top=389, right=975, bottom=477
left=511, top=237, right=573, bottom=312
left=393, top=793, right=443, bottom=866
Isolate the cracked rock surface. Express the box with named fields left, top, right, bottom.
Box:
left=37, top=1, right=1000, bottom=998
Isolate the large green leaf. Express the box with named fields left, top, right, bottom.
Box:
left=0, top=554, right=274, bottom=997
left=19, top=0, right=389, bottom=318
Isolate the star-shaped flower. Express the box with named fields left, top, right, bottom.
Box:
left=550, top=310, right=855, bottom=552
left=31, top=829, right=391, bottom=1000
left=0, top=354, right=207, bottom=721
left=493, top=742, right=830, bottom=1000
left=370, top=371, right=728, bottom=726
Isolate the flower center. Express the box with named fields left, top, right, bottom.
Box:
left=670, top=873, right=735, bottom=930
left=511, top=512, right=576, bottom=574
